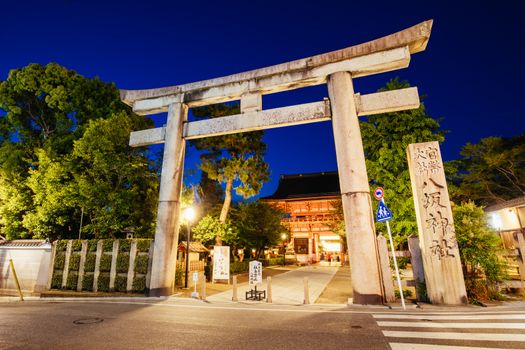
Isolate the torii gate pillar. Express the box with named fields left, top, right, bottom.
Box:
left=149, top=103, right=187, bottom=296
left=328, top=72, right=383, bottom=304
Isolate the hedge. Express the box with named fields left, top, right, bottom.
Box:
left=97, top=273, right=110, bottom=292
left=71, top=240, right=83, bottom=252
left=69, top=254, right=81, bottom=271
left=136, top=239, right=152, bottom=253
left=132, top=275, right=146, bottom=292
left=51, top=272, right=62, bottom=289
left=87, top=240, right=98, bottom=252
left=99, top=254, right=112, bottom=272
left=66, top=272, right=78, bottom=290
left=116, top=254, right=129, bottom=273
left=114, top=275, right=127, bottom=292
left=54, top=253, right=65, bottom=270
left=82, top=274, right=94, bottom=291
left=84, top=253, right=96, bottom=272
left=134, top=254, right=149, bottom=274
left=119, top=240, right=132, bottom=253
left=56, top=240, right=68, bottom=252
left=103, top=239, right=115, bottom=252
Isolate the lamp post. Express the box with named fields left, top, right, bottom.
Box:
left=184, top=207, right=196, bottom=289
left=281, top=233, right=287, bottom=267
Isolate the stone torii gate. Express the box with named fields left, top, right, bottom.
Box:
left=121, top=20, right=433, bottom=303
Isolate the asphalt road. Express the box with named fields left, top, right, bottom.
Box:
left=1, top=300, right=387, bottom=350
left=2, top=299, right=525, bottom=350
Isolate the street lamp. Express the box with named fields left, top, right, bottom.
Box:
left=184, top=207, right=196, bottom=289
left=281, top=233, right=287, bottom=267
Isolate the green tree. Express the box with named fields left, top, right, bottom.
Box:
left=192, top=215, right=238, bottom=246
left=453, top=201, right=506, bottom=300
left=232, top=201, right=288, bottom=259
left=451, top=134, right=525, bottom=206
left=361, top=78, right=445, bottom=246
left=190, top=103, right=269, bottom=244
left=0, top=63, right=157, bottom=240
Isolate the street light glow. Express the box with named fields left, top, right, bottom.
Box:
left=281, top=233, right=287, bottom=240
left=184, top=207, right=196, bottom=222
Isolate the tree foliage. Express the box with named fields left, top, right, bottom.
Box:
left=451, top=134, right=525, bottom=206
left=361, top=78, right=445, bottom=245
left=453, top=201, right=507, bottom=300
left=0, top=63, right=158, bottom=240
left=190, top=103, right=269, bottom=243
left=231, top=201, right=288, bottom=259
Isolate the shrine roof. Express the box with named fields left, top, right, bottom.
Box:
left=262, top=171, right=340, bottom=200
left=484, top=195, right=525, bottom=212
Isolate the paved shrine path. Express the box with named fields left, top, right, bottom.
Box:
left=207, top=266, right=338, bottom=305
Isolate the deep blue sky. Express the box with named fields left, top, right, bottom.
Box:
left=1, top=0, right=524, bottom=198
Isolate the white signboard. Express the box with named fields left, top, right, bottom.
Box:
left=192, top=271, right=198, bottom=282
left=248, top=260, right=262, bottom=286
left=212, top=245, right=230, bottom=281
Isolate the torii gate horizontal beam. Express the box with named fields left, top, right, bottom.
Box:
left=129, top=87, right=419, bottom=146
left=121, top=20, right=432, bottom=115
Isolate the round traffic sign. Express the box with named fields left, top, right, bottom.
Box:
left=373, top=187, right=384, bottom=201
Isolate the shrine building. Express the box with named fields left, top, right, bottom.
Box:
left=262, top=171, right=343, bottom=265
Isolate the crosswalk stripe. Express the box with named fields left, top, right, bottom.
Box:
left=378, top=321, right=525, bottom=329
left=373, top=314, right=525, bottom=320
left=383, top=330, right=525, bottom=342
left=389, top=343, right=512, bottom=350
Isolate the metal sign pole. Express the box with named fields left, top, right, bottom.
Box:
left=382, top=198, right=406, bottom=310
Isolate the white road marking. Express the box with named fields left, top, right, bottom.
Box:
left=378, top=321, right=525, bottom=329
left=374, top=314, right=525, bottom=320
left=389, top=343, right=513, bottom=350
left=383, top=330, right=525, bottom=342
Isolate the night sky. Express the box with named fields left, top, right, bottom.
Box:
left=1, top=0, right=524, bottom=198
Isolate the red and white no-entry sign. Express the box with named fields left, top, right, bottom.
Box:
left=373, top=187, right=384, bottom=201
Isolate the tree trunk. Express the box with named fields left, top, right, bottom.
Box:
left=217, top=177, right=233, bottom=245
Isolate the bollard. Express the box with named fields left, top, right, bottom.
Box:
left=303, top=277, right=310, bottom=304
left=232, top=275, right=238, bottom=301
left=200, top=274, right=206, bottom=301
left=266, top=276, right=272, bottom=303
left=9, top=259, right=24, bottom=301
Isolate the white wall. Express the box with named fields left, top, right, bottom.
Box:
left=0, top=244, right=52, bottom=294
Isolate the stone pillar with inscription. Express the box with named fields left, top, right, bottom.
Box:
left=407, top=141, right=467, bottom=304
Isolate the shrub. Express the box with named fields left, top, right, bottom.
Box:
left=136, top=239, right=152, bottom=253
left=230, top=261, right=249, bottom=274
left=99, top=254, right=112, bottom=272
left=132, top=275, right=147, bottom=292
left=87, top=240, right=98, bottom=252
left=395, top=288, right=413, bottom=299
left=84, top=253, right=96, bottom=272
left=267, top=258, right=282, bottom=266
left=66, top=272, right=78, bottom=290
left=103, top=239, right=115, bottom=252
left=97, top=273, right=110, bottom=292
left=56, top=240, right=68, bottom=252
left=175, top=269, right=184, bottom=287
left=134, top=254, right=149, bottom=274
left=51, top=272, right=63, bottom=289
left=71, top=240, right=83, bottom=252
left=454, top=201, right=507, bottom=300
left=119, top=239, right=132, bottom=253
left=54, top=253, right=66, bottom=270
left=82, top=274, right=94, bottom=291
left=69, top=254, right=81, bottom=271
left=114, top=275, right=128, bottom=292
left=391, top=257, right=410, bottom=270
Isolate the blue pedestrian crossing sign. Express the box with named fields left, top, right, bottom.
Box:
left=376, top=200, right=393, bottom=222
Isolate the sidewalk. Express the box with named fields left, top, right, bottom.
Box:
left=207, top=265, right=337, bottom=304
